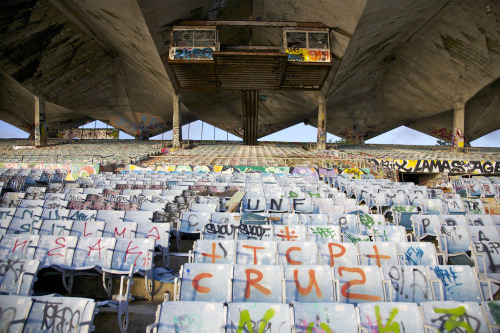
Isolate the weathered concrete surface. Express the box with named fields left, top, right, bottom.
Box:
left=1, top=0, right=499, bottom=141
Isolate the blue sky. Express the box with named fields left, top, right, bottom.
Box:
left=0, top=120, right=498, bottom=147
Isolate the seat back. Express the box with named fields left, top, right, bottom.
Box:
left=284, top=265, right=334, bottom=303
left=178, top=263, right=231, bottom=302
left=232, top=264, right=283, bottom=302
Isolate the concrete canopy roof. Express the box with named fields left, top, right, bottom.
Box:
left=0, top=0, right=499, bottom=142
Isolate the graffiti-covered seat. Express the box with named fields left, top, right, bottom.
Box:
left=412, top=214, right=441, bottom=241
left=136, top=222, right=170, bottom=266
left=466, top=214, right=495, bottom=226
left=236, top=240, right=276, bottom=265
left=147, top=301, right=226, bottom=333
left=358, top=302, right=425, bottom=332
left=102, top=221, right=137, bottom=239
left=232, top=264, right=284, bottom=303
left=358, top=242, right=399, bottom=267
left=0, top=295, right=33, bottom=331
left=427, top=265, right=493, bottom=302
left=439, top=214, right=469, bottom=227
left=38, top=219, right=73, bottom=236
left=277, top=241, right=318, bottom=266
left=274, top=225, right=307, bottom=242
left=396, top=242, right=442, bottom=266
left=293, top=302, right=357, bottom=332
left=420, top=301, right=488, bottom=333
left=284, top=265, right=334, bottom=303
left=23, top=295, right=97, bottom=333
left=318, top=242, right=359, bottom=266
left=0, top=234, right=39, bottom=259
left=191, top=239, right=236, bottom=264
left=41, top=208, right=70, bottom=220
left=0, top=258, right=40, bottom=295
left=226, top=302, right=290, bottom=332
left=70, top=220, right=105, bottom=238
left=174, top=263, right=232, bottom=302
left=381, top=265, right=437, bottom=304
left=334, top=265, right=385, bottom=304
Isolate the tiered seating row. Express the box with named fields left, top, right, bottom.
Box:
left=147, top=300, right=500, bottom=332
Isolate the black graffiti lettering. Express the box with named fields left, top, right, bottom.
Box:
left=483, top=162, right=493, bottom=173
left=0, top=259, right=26, bottom=282
left=238, top=224, right=268, bottom=240
left=422, top=218, right=430, bottom=234
left=0, top=306, right=17, bottom=329
left=204, top=223, right=237, bottom=238
left=338, top=217, right=348, bottom=230
left=479, top=231, right=489, bottom=241
left=395, top=160, right=413, bottom=172
left=444, top=219, right=456, bottom=226
left=218, top=243, right=228, bottom=258
left=70, top=211, right=90, bottom=221
left=269, top=199, right=283, bottom=211
left=38, top=300, right=82, bottom=333
left=495, top=162, right=500, bottom=173
left=247, top=199, right=261, bottom=211
left=474, top=219, right=484, bottom=226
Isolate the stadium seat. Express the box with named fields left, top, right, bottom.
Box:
left=277, top=241, right=318, bottom=265
left=334, top=265, right=385, bottom=304
left=427, top=265, right=492, bottom=302
left=357, top=302, right=425, bottom=332
left=396, top=242, right=442, bottom=266
left=293, top=302, right=357, bottom=332
left=0, top=258, right=40, bottom=295
left=191, top=239, right=236, bottom=264
left=381, top=265, right=436, bottom=303
left=284, top=265, right=335, bottom=303
left=232, top=264, right=284, bottom=303
left=274, top=225, right=307, bottom=241
left=236, top=240, right=276, bottom=265
left=420, top=301, right=488, bottom=333
left=174, top=263, right=232, bottom=302
left=147, top=301, right=225, bottom=333
left=226, top=302, right=290, bottom=332
left=357, top=242, right=399, bottom=267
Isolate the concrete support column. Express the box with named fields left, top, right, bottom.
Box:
left=452, top=100, right=465, bottom=148
left=242, top=90, right=259, bottom=145
left=317, top=95, right=327, bottom=150
left=34, top=94, right=47, bottom=147
left=172, top=93, right=182, bottom=148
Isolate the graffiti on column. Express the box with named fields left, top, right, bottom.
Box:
left=173, top=127, right=180, bottom=147
left=452, top=127, right=464, bottom=147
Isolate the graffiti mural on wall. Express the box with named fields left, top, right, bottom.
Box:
left=56, top=128, right=119, bottom=140
left=172, top=47, right=214, bottom=60
left=370, top=159, right=500, bottom=174
left=0, top=163, right=99, bottom=180
left=126, top=164, right=368, bottom=179
left=430, top=127, right=453, bottom=142
left=286, top=48, right=330, bottom=62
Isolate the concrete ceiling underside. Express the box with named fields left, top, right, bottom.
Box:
left=0, top=0, right=499, bottom=142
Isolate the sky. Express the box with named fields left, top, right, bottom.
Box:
left=0, top=119, right=498, bottom=147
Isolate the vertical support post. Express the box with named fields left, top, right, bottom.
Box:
left=452, top=100, right=465, bottom=148
left=172, top=93, right=182, bottom=148
left=242, top=90, right=259, bottom=145
left=317, top=94, right=327, bottom=150
left=34, top=94, right=47, bottom=147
